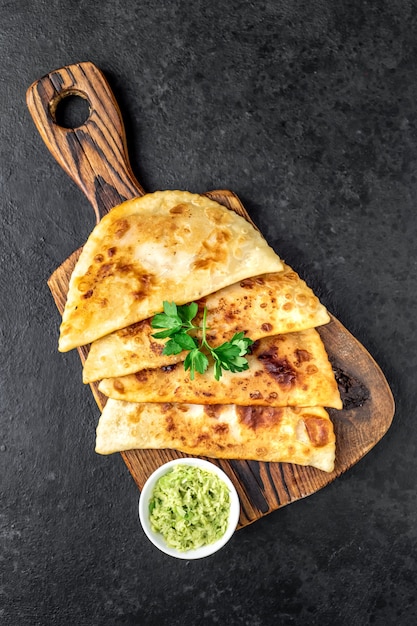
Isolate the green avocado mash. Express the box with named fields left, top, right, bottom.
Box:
left=149, top=464, right=231, bottom=551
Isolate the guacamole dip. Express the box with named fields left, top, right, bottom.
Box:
left=149, top=464, right=231, bottom=551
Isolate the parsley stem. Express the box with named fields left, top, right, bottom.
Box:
left=201, top=305, right=207, bottom=345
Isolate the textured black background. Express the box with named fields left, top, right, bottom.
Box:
left=1, top=1, right=417, bottom=624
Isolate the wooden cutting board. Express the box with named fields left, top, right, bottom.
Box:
left=26, top=62, right=395, bottom=528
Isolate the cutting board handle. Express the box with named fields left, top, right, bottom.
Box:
left=26, top=61, right=145, bottom=223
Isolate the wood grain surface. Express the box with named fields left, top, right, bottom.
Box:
left=27, top=61, right=395, bottom=528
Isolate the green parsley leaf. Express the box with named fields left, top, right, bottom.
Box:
left=212, top=342, right=241, bottom=362
left=152, top=326, right=180, bottom=340
left=177, top=302, right=198, bottom=324
left=151, top=313, right=182, bottom=335
left=229, top=332, right=254, bottom=354
left=184, top=348, right=209, bottom=380
left=171, top=333, right=198, bottom=351
left=161, top=338, right=186, bottom=355
left=163, top=301, right=178, bottom=317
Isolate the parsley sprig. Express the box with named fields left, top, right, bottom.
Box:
left=151, top=301, right=254, bottom=381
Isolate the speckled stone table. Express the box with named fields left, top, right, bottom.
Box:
left=2, top=1, right=417, bottom=624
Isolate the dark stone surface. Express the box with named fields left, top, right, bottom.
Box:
left=1, top=1, right=416, bottom=624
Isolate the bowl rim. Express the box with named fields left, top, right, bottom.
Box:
left=138, top=457, right=240, bottom=559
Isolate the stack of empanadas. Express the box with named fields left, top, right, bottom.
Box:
left=58, top=190, right=342, bottom=472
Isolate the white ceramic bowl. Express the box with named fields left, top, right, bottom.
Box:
left=138, top=458, right=240, bottom=559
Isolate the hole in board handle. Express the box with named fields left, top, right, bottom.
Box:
left=50, top=91, right=91, bottom=129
